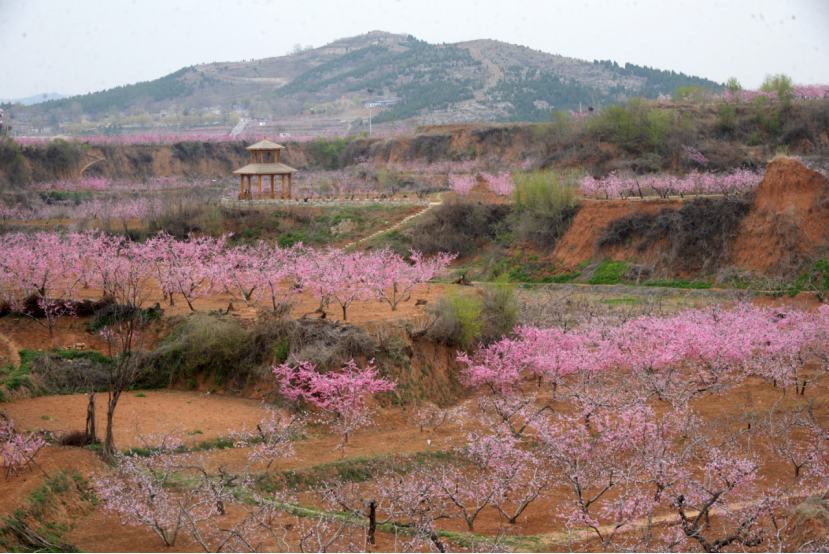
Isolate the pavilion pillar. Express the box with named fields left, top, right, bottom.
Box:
left=270, top=175, right=275, bottom=198
left=247, top=175, right=252, bottom=194
left=257, top=174, right=262, bottom=196
left=288, top=173, right=292, bottom=199
left=281, top=174, right=286, bottom=200
left=277, top=150, right=280, bottom=164
left=250, top=151, right=254, bottom=163
left=240, top=175, right=244, bottom=197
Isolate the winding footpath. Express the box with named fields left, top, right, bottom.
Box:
left=344, top=197, right=443, bottom=249
left=0, top=332, right=21, bottom=369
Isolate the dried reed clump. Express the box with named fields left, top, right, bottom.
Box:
left=595, top=196, right=752, bottom=273
left=137, top=312, right=379, bottom=391
left=789, top=495, right=829, bottom=552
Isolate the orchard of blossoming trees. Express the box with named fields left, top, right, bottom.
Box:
left=581, top=168, right=766, bottom=199
left=0, top=231, right=455, bottom=331
left=60, top=300, right=829, bottom=551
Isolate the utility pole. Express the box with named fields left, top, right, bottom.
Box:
left=367, top=88, right=374, bottom=136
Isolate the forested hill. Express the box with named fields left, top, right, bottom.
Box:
left=29, top=31, right=723, bottom=124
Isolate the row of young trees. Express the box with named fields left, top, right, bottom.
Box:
left=450, top=171, right=514, bottom=198
left=581, top=168, right=765, bottom=199
left=0, top=231, right=454, bottom=333
left=5, top=300, right=828, bottom=550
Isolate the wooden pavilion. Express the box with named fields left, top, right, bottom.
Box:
left=234, top=138, right=298, bottom=199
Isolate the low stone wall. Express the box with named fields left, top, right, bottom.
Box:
left=221, top=197, right=431, bottom=209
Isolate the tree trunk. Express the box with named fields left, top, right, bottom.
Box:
left=367, top=501, right=377, bottom=546
left=85, top=392, right=97, bottom=444
left=103, top=390, right=122, bottom=460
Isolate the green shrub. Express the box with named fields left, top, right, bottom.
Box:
left=426, top=289, right=483, bottom=350
left=273, top=337, right=290, bottom=364
left=0, top=138, right=28, bottom=185
left=171, top=141, right=204, bottom=161
left=588, top=98, right=674, bottom=153
left=588, top=260, right=628, bottom=285
left=307, top=137, right=350, bottom=170
left=45, top=139, right=82, bottom=173
left=447, top=291, right=483, bottom=349
left=716, top=105, right=737, bottom=133
left=760, top=73, right=793, bottom=96
left=766, top=260, right=829, bottom=302
left=511, top=170, right=581, bottom=248
left=480, top=275, right=520, bottom=341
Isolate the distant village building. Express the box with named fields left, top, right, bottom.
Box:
left=364, top=99, right=398, bottom=108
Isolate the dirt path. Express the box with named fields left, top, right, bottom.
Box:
left=344, top=197, right=443, bottom=249
left=0, top=332, right=21, bottom=369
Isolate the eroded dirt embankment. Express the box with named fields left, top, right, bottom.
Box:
left=13, top=141, right=312, bottom=183
left=553, top=159, right=829, bottom=275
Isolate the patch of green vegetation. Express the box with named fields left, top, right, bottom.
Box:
left=0, top=470, right=95, bottom=552
left=273, top=337, right=290, bottom=365
left=601, top=297, right=640, bottom=305
left=588, top=259, right=628, bottom=285
left=763, top=259, right=829, bottom=302
left=306, top=137, right=351, bottom=170
left=134, top=392, right=147, bottom=397
left=642, top=279, right=712, bottom=290
left=37, top=190, right=92, bottom=205
left=542, top=272, right=580, bottom=283
left=87, top=307, right=161, bottom=333
left=260, top=450, right=459, bottom=492
left=0, top=138, right=29, bottom=186
left=445, top=289, right=483, bottom=350
left=1, top=348, right=111, bottom=401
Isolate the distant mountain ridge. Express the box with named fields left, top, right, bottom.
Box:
left=33, top=31, right=723, bottom=124
left=1, top=92, right=68, bottom=106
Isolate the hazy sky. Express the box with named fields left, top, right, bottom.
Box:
left=1, top=0, right=827, bottom=100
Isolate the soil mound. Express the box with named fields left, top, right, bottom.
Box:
left=733, top=158, right=829, bottom=274
left=552, top=159, right=829, bottom=277
left=552, top=199, right=680, bottom=268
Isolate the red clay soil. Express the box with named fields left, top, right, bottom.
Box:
left=733, top=158, right=829, bottom=274
left=551, top=159, right=829, bottom=275
left=552, top=198, right=681, bottom=268
left=69, top=282, right=453, bottom=326
left=1, top=390, right=270, bottom=449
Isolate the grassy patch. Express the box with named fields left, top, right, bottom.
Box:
left=260, top=450, right=458, bottom=492
left=642, top=278, right=712, bottom=290
left=1, top=348, right=112, bottom=401
left=601, top=297, right=640, bottom=305
left=0, top=470, right=95, bottom=552
left=588, top=260, right=628, bottom=285
left=762, top=259, right=829, bottom=302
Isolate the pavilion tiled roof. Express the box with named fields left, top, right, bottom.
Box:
left=246, top=139, right=286, bottom=150
left=233, top=163, right=298, bottom=175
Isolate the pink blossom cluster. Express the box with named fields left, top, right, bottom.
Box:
left=273, top=359, right=395, bottom=454
left=8, top=196, right=167, bottom=223
left=569, top=107, right=590, bottom=120
left=86, top=296, right=829, bottom=551
left=1, top=420, right=47, bottom=478
left=0, top=231, right=455, bottom=327
left=15, top=132, right=249, bottom=147
left=721, top=84, right=829, bottom=103
left=32, top=176, right=225, bottom=192
left=581, top=168, right=764, bottom=199
left=461, top=303, right=829, bottom=397
left=480, top=171, right=514, bottom=197
left=682, top=146, right=709, bottom=167
left=449, top=174, right=476, bottom=196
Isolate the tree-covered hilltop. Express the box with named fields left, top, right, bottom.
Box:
left=594, top=60, right=724, bottom=98
left=38, top=68, right=195, bottom=114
